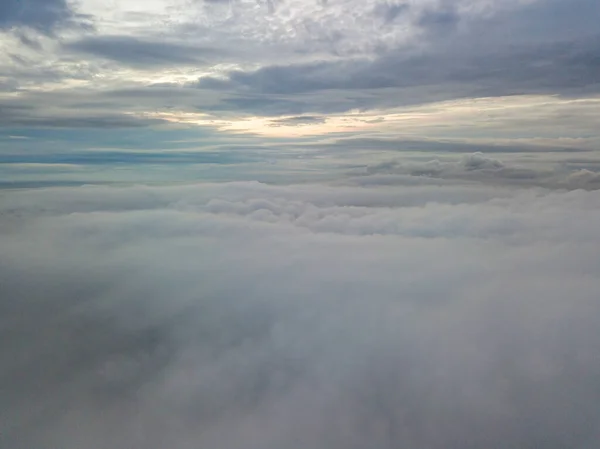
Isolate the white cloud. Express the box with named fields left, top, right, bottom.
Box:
left=2, top=181, right=600, bottom=448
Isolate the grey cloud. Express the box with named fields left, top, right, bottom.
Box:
left=359, top=152, right=600, bottom=190
left=373, top=2, right=410, bottom=24
left=0, top=108, right=167, bottom=129
left=311, top=136, right=592, bottom=154
left=197, top=36, right=600, bottom=111
left=0, top=78, right=18, bottom=92
left=2, top=182, right=600, bottom=447
left=0, top=87, right=183, bottom=129
left=566, top=169, right=600, bottom=189
left=461, top=152, right=504, bottom=171
left=193, top=0, right=600, bottom=114
left=197, top=60, right=349, bottom=95
left=417, top=6, right=459, bottom=34
left=270, top=115, right=326, bottom=126
left=0, top=0, right=76, bottom=32
left=2, top=0, right=599, bottom=126
left=4, top=0, right=599, bottom=125
left=0, top=150, right=258, bottom=165
left=15, top=31, right=43, bottom=50
left=64, top=36, right=218, bottom=67
left=207, top=95, right=313, bottom=116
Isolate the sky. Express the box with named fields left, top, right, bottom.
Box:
left=0, top=0, right=599, bottom=185
left=1, top=1, right=600, bottom=448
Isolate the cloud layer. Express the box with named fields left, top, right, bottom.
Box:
left=1, top=0, right=599, bottom=186
left=1, top=0, right=599, bottom=133
left=2, top=181, right=600, bottom=448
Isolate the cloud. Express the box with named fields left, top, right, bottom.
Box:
left=0, top=109, right=168, bottom=129
left=269, top=115, right=326, bottom=126
left=566, top=169, right=600, bottom=189
left=460, top=152, right=504, bottom=171
left=63, top=36, right=217, bottom=67
left=0, top=0, right=76, bottom=33
left=372, top=1, right=410, bottom=24
left=301, top=134, right=595, bottom=155
left=358, top=152, right=600, bottom=190
left=0, top=150, right=257, bottom=165
left=364, top=154, right=507, bottom=180
left=417, top=5, right=460, bottom=34
left=196, top=35, right=600, bottom=114
left=190, top=0, right=600, bottom=115
left=1, top=0, right=598, bottom=144
left=2, top=181, right=600, bottom=448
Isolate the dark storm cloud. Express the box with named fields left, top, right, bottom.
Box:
left=64, top=36, right=218, bottom=67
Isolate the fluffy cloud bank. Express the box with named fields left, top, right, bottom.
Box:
left=1, top=181, right=600, bottom=448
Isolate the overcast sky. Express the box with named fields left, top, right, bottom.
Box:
left=0, top=0, right=599, bottom=185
